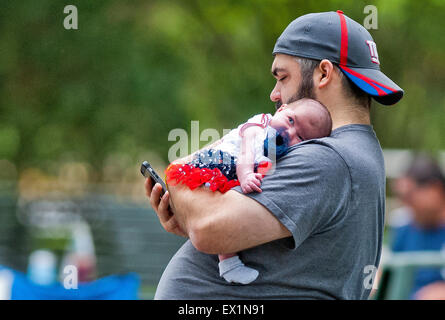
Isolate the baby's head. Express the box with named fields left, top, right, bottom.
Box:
left=269, top=98, right=332, bottom=146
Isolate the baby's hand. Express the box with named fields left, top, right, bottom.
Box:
left=239, top=172, right=263, bottom=194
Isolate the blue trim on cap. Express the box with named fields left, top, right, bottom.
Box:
left=374, top=83, right=393, bottom=95
left=342, top=68, right=393, bottom=96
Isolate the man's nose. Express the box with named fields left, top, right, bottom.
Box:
left=270, top=85, right=281, bottom=102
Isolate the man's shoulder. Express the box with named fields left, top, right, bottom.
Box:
left=268, top=141, right=353, bottom=195
left=284, top=139, right=349, bottom=172
left=285, top=128, right=384, bottom=178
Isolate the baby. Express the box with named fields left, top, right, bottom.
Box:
left=165, top=98, right=332, bottom=284
left=235, top=98, right=332, bottom=194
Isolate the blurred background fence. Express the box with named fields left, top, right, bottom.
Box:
left=0, top=183, right=186, bottom=299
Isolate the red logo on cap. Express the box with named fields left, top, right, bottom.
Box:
left=366, top=40, right=380, bottom=65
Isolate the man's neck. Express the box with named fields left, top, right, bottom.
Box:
left=329, top=104, right=371, bottom=130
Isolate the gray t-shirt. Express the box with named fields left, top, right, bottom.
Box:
left=155, top=124, right=385, bottom=300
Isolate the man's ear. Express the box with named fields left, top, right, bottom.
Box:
left=315, top=59, right=335, bottom=89
left=277, top=104, right=288, bottom=112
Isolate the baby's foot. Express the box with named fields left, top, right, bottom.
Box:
left=218, top=256, right=259, bottom=285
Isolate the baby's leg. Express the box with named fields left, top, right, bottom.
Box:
left=218, top=253, right=237, bottom=261
left=218, top=253, right=259, bottom=285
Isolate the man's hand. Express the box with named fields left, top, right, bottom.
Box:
left=144, top=138, right=224, bottom=239
left=144, top=177, right=187, bottom=238
left=238, top=172, right=263, bottom=193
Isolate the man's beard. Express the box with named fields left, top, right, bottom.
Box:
left=275, top=77, right=316, bottom=110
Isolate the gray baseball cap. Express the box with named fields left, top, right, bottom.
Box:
left=273, top=10, right=404, bottom=105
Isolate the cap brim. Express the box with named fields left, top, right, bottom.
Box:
left=339, top=65, right=404, bottom=105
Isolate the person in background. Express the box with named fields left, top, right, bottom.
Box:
left=391, top=154, right=445, bottom=299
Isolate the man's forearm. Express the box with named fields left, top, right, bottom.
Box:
left=167, top=184, right=225, bottom=248
left=167, top=183, right=291, bottom=254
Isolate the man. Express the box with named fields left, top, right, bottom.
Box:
left=391, top=155, right=445, bottom=299
left=145, top=11, right=404, bottom=299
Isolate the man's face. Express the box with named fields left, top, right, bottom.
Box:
left=270, top=54, right=316, bottom=110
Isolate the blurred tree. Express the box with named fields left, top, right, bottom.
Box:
left=0, top=0, right=443, bottom=181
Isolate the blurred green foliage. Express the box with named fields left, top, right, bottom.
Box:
left=0, top=0, right=444, bottom=180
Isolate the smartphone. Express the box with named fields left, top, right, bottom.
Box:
left=140, top=161, right=167, bottom=197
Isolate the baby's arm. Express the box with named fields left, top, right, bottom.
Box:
left=237, top=126, right=264, bottom=193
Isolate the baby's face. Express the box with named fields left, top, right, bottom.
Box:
left=269, top=102, right=327, bottom=146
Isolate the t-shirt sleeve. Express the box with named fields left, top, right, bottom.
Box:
left=233, top=142, right=351, bottom=250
